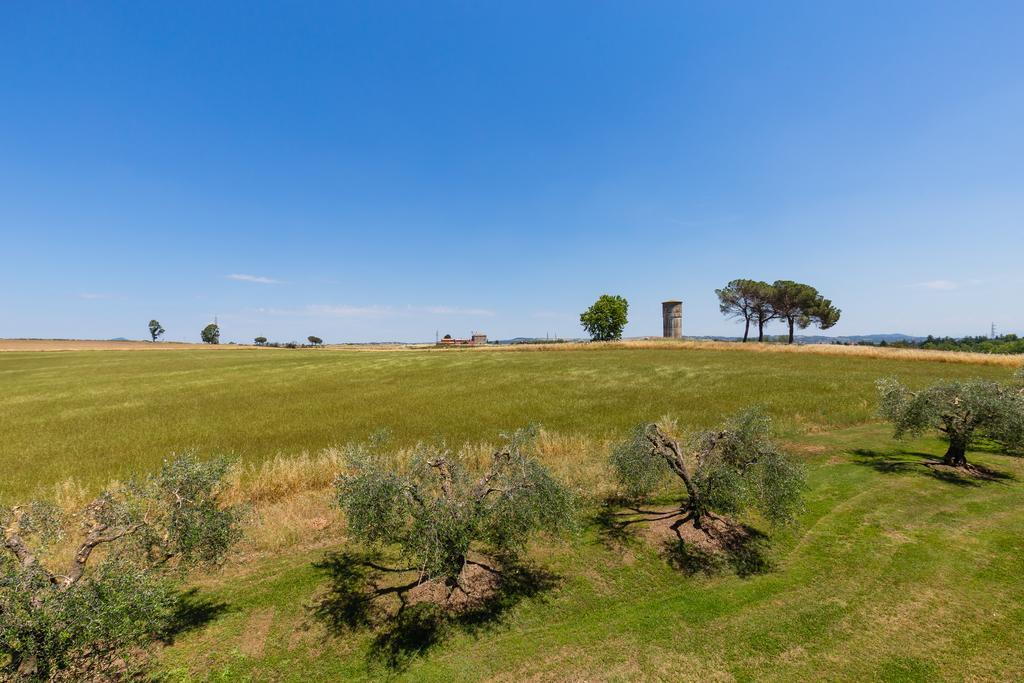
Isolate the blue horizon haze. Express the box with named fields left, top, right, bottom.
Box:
left=2, top=2, right=1022, bottom=344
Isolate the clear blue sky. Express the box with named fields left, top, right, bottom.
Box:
left=2, top=2, right=1022, bottom=343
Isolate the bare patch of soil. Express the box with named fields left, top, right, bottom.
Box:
left=406, top=557, right=503, bottom=611
left=882, top=529, right=914, bottom=545
left=922, top=460, right=1011, bottom=482
left=239, top=607, right=276, bottom=658
left=785, top=442, right=828, bottom=455
left=604, top=506, right=772, bottom=577
left=641, top=509, right=751, bottom=554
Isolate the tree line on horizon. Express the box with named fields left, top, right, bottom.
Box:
left=864, top=334, right=1024, bottom=356
left=578, top=285, right=840, bottom=345
left=715, top=279, right=841, bottom=344
left=147, top=280, right=841, bottom=349
left=145, top=320, right=323, bottom=347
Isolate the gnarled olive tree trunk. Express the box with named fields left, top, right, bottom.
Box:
left=644, top=425, right=712, bottom=529
left=943, top=434, right=969, bottom=467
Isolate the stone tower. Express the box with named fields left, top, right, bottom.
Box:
left=662, top=301, right=682, bottom=338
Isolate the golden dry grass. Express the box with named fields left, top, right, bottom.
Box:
left=8, top=337, right=1022, bottom=369
left=218, top=430, right=614, bottom=557
left=27, top=430, right=618, bottom=560
left=0, top=339, right=263, bottom=352
left=448, top=338, right=1024, bottom=368
left=237, top=431, right=610, bottom=502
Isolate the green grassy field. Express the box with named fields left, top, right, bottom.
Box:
left=2, top=346, right=1023, bottom=681
left=159, top=426, right=1024, bottom=682
left=0, top=347, right=1011, bottom=498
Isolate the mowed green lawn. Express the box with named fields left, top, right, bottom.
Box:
left=160, top=426, right=1024, bottom=682
left=0, top=347, right=1012, bottom=498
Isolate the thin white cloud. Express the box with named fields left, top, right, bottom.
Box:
left=913, top=279, right=984, bottom=291
left=254, top=304, right=495, bottom=318
left=226, top=273, right=281, bottom=284
left=78, top=292, right=113, bottom=300
left=417, top=305, right=496, bottom=317
left=304, top=305, right=393, bottom=318
left=915, top=279, right=959, bottom=291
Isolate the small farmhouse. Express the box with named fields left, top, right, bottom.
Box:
left=438, top=332, right=488, bottom=346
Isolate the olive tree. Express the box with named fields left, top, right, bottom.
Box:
left=877, top=376, right=1024, bottom=467
left=148, top=320, right=165, bottom=342
left=610, top=408, right=805, bottom=532
left=0, top=456, right=242, bottom=679
left=579, top=294, right=628, bottom=342
left=334, top=427, right=575, bottom=599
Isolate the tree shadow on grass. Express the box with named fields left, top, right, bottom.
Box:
left=661, top=525, right=772, bottom=578
left=595, top=501, right=772, bottom=578
left=851, top=448, right=1014, bottom=487
left=593, top=501, right=678, bottom=549
left=158, top=588, right=230, bottom=643
left=309, top=550, right=560, bottom=672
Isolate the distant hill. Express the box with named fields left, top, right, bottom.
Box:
left=494, top=337, right=582, bottom=345
left=797, top=334, right=926, bottom=345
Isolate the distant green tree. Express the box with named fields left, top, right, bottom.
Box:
left=610, top=408, right=805, bottom=530
left=201, top=323, right=220, bottom=345
left=580, top=295, right=629, bottom=342
left=769, top=281, right=814, bottom=344
left=715, top=279, right=762, bottom=342
left=254, top=336, right=268, bottom=346
left=0, top=457, right=242, bottom=679
left=307, top=336, right=323, bottom=346
left=877, top=375, right=1024, bottom=467
left=770, top=281, right=841, bottom=344
left=148, top=319, right=165, bottom=342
